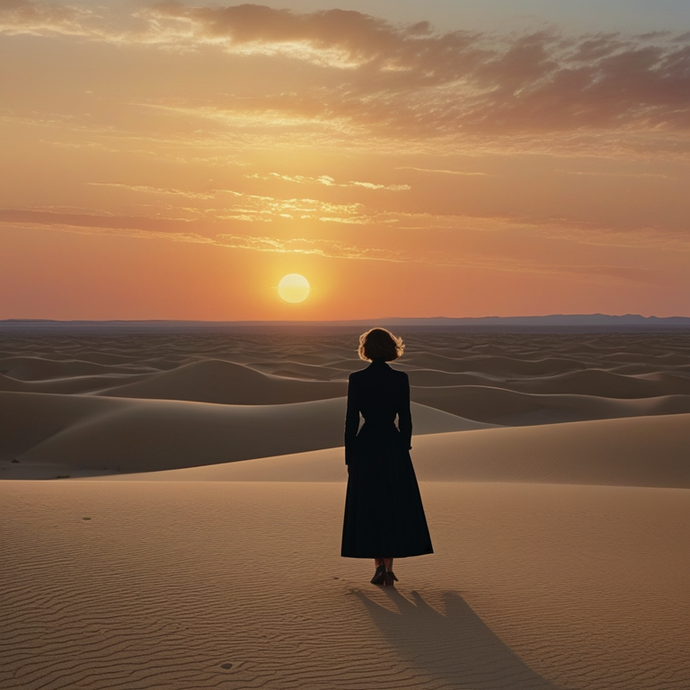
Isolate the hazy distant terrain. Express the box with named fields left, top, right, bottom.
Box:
left=2, top=314, right=690, bottom=334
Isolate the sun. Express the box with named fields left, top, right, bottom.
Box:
left=278, top=274, right=310, bottom=303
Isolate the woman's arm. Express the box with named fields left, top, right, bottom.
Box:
left=398, top=373, right=413, bottom=450
left=344, top=374, right=360, bottom=465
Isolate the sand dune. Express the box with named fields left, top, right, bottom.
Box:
left=0, top=372, right=24, bottom=392
left=0, top=391, right=488, bottom=478
left=406, top=369, right=501, bottom=386
left=5, top=387, right=687, bottom=487
left=412, top=384, right=690, bottom=424
left=103, top=413, right=690, bottom=489
left=501, top=367, right=690, bottom=397
left=97, top=358, right=347, bottom=403
left=408, top=367, right=690, bottom=397
left=3, top=331, right=688, bottom=414
left=2, top=331, right=690, bottom=475
left=0, top=354, right=149, bottom=380
left=405, top=352, right=587, bottom=376
left=0, top=372, right=150, bottom=394
left=251, top=360, right=347, bottom=380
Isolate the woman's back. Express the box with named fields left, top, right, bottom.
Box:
left=348, top=361, right=409, bottom=424
left=341, top=329, right=432, bottom=567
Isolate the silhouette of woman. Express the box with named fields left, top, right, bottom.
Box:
left=341, top=328, right=433, bottom=586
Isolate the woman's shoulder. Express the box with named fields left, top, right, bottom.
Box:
left=350, top=363, right=408, bottom=379
left=388, top=365, right=409, bottom=380
left=348, top=368, right=366, bottom=382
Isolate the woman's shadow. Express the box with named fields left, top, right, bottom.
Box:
left=355, top=589, right=563, bottom=689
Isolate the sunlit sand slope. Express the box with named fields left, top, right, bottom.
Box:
left=99, top=413, right=690, bottom=489
left=1, top=481, right=687, bottom=690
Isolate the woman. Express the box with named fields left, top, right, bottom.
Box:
left=341, top=328, right=433, bottom=587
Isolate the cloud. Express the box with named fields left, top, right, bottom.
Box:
left=245, top=172, right=410, bottom=191
left=555, top=170, right=673, bottom=180
left=4, top=215, right=661, bottom=285
left=0, top=0, right=101, bottom=37
left=87, top=182, right=216, bottom=200
left=137, top=2, right=424, bottom=68
left=3, top=206, right=686, bottom=280
left=133, top=5, right=690, bottom=138
left=396, top=167, right=486, bottom=176
left=4, top=2, right=690, bottom=146
left=0, top=207, right=407, bottom=262
left=79, top=181, right=404, bottom=224
left=214, top=234, right=406, bottom=262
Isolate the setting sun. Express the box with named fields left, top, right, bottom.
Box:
left=278, top=274, right=310, bottom=304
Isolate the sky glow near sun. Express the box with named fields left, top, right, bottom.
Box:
left=1, top=0, right=690, bottom=320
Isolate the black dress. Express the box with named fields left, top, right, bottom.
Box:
left=341, top=360, right=433, bottom=559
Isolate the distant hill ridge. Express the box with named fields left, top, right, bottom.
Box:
left=2, top=314, right=690, bottom=333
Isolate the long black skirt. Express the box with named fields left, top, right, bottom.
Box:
left=341, top=424, right=433, bottom=559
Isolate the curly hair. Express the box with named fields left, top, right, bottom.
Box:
left=357, top=328, right=405, bottom=362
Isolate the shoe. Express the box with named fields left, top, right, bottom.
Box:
left=370, top=565, right=386, bottom=585
left=383, top=571, right=399, bottom=588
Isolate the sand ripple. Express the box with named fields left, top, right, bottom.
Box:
left=1, top=482, right=687, bottom=690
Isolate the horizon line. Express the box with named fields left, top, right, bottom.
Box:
left=3, top=313, right=690, bottom=324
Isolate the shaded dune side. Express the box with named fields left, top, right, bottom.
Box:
left=251, top=360, right=347, bottom=381
left=4, top=363, right=689, bottom=404
left=96, top=359, right=347, bottom=403
left=0, top=372, right=152, bottom=395
left=26, top=356, right=688, bottom=426
left=404, top=353, right=585, bottom=376
left=0, top=355, right=149, bottom=380
left=0, top=373, right=24, bottom=392
left=412, top=385, right=690, bottom=425
left=407, top=368, right=690, bottom=398
left=0, top=391, right=485, bottom=475
left=509, top=369, right=690, bottom=397
left=137, top=414, right=690, bottom=489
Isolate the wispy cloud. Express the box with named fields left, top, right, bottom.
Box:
left=555, top=170, right=674, bottom=180
left=214, top=234, right=407, bottom=262
left=246, top=172, right=409, bottom=191
left=0, top=0, right=100, bottom=37
left=87, top=182, right=216, bottom=200
left=0, top=208, right=406, bottom=262
left=396, top=167, right=487, bottom=176
left=79, top=182, right=404, bottom=224
left=3, top=207, right=686, bottom=284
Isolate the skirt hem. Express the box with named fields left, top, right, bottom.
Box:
left=341, top=549, right=434, bottom=559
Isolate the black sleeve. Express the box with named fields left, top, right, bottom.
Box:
left=398, top=373, right=412, bottom=450
left=344, top=374, right=360, bottom=465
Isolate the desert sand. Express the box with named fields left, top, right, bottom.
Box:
left=1, top=329, right=689, bottom=689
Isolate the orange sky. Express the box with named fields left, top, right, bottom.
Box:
left=1, top=0, right=690, bottom=320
